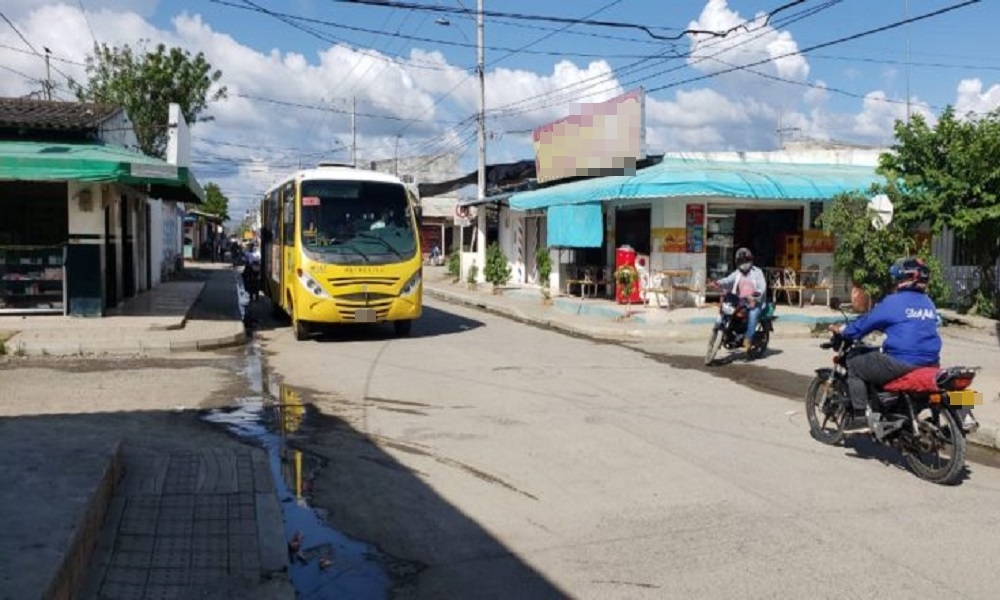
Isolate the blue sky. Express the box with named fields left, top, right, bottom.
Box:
left=2, top=0, right=998, bottom=219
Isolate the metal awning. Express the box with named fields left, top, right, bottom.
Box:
left=509, top=157, right=883, bottom=210
left=0, top=140, right=205, bottom=203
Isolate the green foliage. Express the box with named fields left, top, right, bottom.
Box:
left=535, top=247, right=552, bottom=297
left=70, top=41, right=227, bottom=159
left=447, top=252, right=461, bottom=278
left=878, top=108, right=1000, bottom=315
left=199, top=182, right=230, bottom=221
left=484, top=242, right=511, bottom=288
left=466, top=261, right=478, bottom=285
left=820, top=192, right=950, bottom=305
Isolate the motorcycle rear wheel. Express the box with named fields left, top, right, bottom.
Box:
left=904, top=408, right=966, bottom=485
left=705, top=328, right=723, bottom=366
left=805, top=375, right=846, bottom=445
left=748, top=329, right=770, bottom=360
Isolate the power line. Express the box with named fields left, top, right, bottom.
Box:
left=231, top=92, right=464, bottom=124
left=645, top=0, right=981, bottom=95
left=327, top=0, right=808, bottom=41
left=211, top=0, right=469, bottom=71
left=216, top=0, right=668, bottom=60
left=77, top=0, right=98, bottom=46
left=0, top=10, right=42, bottom=56
left=486, top=0, right=841, bottom=119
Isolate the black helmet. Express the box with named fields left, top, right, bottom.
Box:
left=890, top=257, right=930, bottom=292
left=736, top=247, right=753, bottom=272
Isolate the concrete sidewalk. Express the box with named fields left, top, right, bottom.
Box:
left=424, top=268, right=1000, bottom=456
left=0, top=262, right=246, bottom=356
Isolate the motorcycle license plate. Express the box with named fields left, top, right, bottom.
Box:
left=353, top=308, right=376, bottom=323
left=948, top=390, right=983, bottom=406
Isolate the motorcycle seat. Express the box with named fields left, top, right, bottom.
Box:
left=882, top=366, right=941, bottom=393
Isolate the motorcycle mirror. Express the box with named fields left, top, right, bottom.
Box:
left=830, top=298, right=842, bottom=310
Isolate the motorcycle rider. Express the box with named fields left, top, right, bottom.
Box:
left=712, top=247, right=767, bottom=352
left=829, top=257, right=941, bottom=431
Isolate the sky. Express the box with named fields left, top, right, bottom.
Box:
left=2, top=0, right=999, bottom=222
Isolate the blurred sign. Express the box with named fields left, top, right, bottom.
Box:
left=532, top=88, right=646, bottom=185
left=803, top=230, right=835, bottom=253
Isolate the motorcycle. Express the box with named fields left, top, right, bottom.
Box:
left=704, top=290, right=776, bottom=365
left=805, top=300, right=981, bottom=485
left=242, top=260, right=261, bottom=302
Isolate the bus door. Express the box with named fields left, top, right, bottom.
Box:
left=280, top=182, right=296, bottom=310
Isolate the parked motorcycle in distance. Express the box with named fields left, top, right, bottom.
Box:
left=704, top=289, right=776, bottom=366
left=805, top=299, right=981, bottom=485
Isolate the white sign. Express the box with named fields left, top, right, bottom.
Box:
left=870, top=193, right=894, bottom=229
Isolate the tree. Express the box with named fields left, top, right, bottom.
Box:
left=199, top=182, right=230, bottom=222
left=877, top=108, right=1000, bottom=316
left=70, top=42, right=227, bottom=159
left=820, top=192, right=949, bottom=306
left=483, top=242, right=512, bottom=292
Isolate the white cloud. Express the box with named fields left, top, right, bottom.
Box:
left=1, top=0, right=158, bottom=20
left=954, top=78, right=1000, bottom=116
left=686, top=0, right=809, bottom=84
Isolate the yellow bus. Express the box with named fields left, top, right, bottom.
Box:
left=260, top=163, right=422, bottom=340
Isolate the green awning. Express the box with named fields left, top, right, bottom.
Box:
left=0, top=140, right=205, bottom=203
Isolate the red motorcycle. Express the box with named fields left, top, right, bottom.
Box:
left=805, top=300, right=980, bottom=485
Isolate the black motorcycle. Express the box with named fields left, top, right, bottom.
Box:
left=704, top=291, right=776, bottom=365
left=805, top=300, right=980, bottom=485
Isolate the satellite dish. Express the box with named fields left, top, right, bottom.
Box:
left=870, top=193, right=894, bottom=229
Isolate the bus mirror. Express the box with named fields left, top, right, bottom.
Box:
left=414, top=205, right=423, bottom=225
left=261, top=227, right=273, bottom=244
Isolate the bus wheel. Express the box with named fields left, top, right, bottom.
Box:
left=393, top=320, right=412, bottom=337
left=293, top=316, right=309, bottom=341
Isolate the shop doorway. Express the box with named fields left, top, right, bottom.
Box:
left=615, top=207, right=651, bottom=256
left=734, top=208, right=803, bottom=270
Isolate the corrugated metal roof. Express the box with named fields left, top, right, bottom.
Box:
left=509, top=157, right=883, bottom=210
left=0, top=98, right=123, bottom=131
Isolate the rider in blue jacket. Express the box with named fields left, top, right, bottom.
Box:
left=830, top=257, right=941, bottom=431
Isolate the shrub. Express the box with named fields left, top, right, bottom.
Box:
left=484, top=242, right=511, bottom=289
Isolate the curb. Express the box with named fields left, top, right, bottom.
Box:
left=427, top=287, right=1000, bottom=457
left=426, top=287, right=817, bottom=343
left=1, top=324, right=247, bottom=357
left=43, top=442, right=123, bottom=600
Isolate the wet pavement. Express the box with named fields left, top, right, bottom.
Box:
left=201, top=343, right=396, bottom=599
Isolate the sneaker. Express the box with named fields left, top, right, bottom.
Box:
left=743, top=339, right=752, bottom=352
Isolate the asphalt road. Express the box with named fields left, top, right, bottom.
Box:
left=255, top=297, right=1000, bottom=600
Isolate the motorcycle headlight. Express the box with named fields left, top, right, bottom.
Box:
left=297, top=270, right=330, bottom=299
left=400, top=270, right=421, bottom=297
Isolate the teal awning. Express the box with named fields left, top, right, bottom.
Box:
left=509, top=157, right=883, bottom=210
left=0, top=140, right=205, bottom=203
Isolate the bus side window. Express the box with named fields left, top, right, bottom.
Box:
left=282, top=184, right=295, bottom=246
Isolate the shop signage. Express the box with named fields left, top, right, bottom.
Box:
left=685, top=204, right=705, bottom=253
left=803, top=230, right=835, bottom=253
left=653, top=228, right=686, bottom=253
left=532, top=88, right=646, bottom=185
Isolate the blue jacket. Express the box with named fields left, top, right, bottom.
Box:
left=842, top=290, right=941, bottom=366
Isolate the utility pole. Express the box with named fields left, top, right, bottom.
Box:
left=905, top=0, right=911, bottom=123
left=476, top=0, right=486, bottom=205
left=394, top=134, right=401, bottom=176
left=473, top=0, right=486, bottom=273
left=351, top=95, right=357, bottom=167
left=44, top=47, right=52, bottom=101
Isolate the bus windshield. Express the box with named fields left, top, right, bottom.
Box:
left=299, top=179, right=417, bottom=264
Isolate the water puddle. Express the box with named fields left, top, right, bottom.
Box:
left=202, top=343, right=391, bottom=599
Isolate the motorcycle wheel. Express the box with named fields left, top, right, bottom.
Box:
left=904, top=408, right=966, bottom=485
left=805, top=375, right=847, bottom=445
left=705, top=328, right=723, bottom=366
left=748, top=328, right=770, bottom=360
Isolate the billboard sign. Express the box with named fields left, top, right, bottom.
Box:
left=532, top=88, right=646, bottom=185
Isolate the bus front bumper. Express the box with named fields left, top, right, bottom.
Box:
left=297, top=291, right=422, bottom=324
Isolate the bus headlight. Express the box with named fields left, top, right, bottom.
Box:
left=297, top=270, right=330, bottom=299
left=400, top=271, right=421, bottom=297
